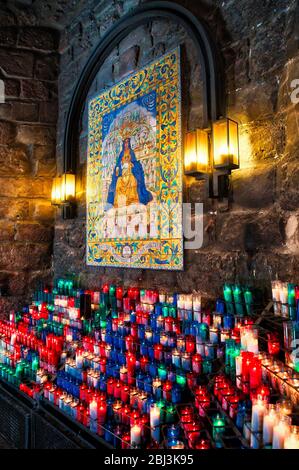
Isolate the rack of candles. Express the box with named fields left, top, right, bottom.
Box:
left=1, top=278, right=299, bottom=449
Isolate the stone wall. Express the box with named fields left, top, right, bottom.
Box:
left=0, top=2, right=59, bottom=312
left=53, top=0, right=299, bottom=297
left=1, top=0, right=299, bottom=305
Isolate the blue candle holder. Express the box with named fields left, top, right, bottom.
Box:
left=144, top=375, right=152, bottom=394
left=130, top=312, right=136, bottom=323
left=146, top=396, right=156, bottom=414
left=148, top=345, right=154, bottom=361
left=149, top=361, right=157, bottom=377
left=99, top=374, right=107, bottom=392
left=167, top=333, right=176, bottom=348
left=140, top=341, right=148, bottom=356
left=155, top=305, right=162, bottom=316
left=104, top=422, right=114, bottom=443
left=153, top=330, right=160, bottom=344
left=167, top=367, right=176, bottom=383
left=223, top=314, right=234, bottom=329
left=136, top=372, right=145, bottom=390
left=138, top=325, right=145, bottom=341
left=167, top=424, right=180, bottom=439
left=106, top=397, right=115, bottom=418
left=117, top=351, right=126, bottom=366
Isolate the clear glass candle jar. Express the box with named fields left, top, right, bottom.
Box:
left=272, top=415, right=291, bottom=449
left=263, top=404, right=279, bottom=446
left=277, top=398, right=293, bottom=416
left=284, top=425, right=299, bottom=449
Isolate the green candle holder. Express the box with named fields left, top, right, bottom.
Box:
left=169, top=307, right=177, bottom=318
left=212, top=414, right=226, bottom=446
left=233, top=285, right=244, bottom=316
left=176, top=371, right=186, bottom=388
left=165, top=404, right=176, bottom=424
left=223, top=284, right=233, bottom=302
left=162, top=305, right=169, bottom=317
left=156, top=399, right=166, bottom=423
left=158, top=364, right=168, bottom=381
left=288, top=284, right=296, bottom=307
left=244, top=287, right=254, bottom=315
left=109, top=285, right=116, bottom=297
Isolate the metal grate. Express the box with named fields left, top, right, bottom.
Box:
left=31, top=413, right=81, bottom=449
left=0, top=387, right=30, bottom=449
left=31, top=411, right=96, bottom=449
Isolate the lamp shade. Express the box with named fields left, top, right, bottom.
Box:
left=184, top=129, right=209, bottom=176
left=212, top=118, right=239, bottom=170
left=51, top=176, right=62, bottom=206
left=61, top=173, right=76, bottom=203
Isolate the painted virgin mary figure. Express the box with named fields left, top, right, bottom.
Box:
left=106, top=137, right=153, bottom=209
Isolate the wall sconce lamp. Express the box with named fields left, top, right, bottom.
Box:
left=212, top=118, right=239, bottom=171
left=51, top=173, right=76, bottom=219
left=184, top=129, right=210, bottom=179
left=184, top=118, right=239, bottom=199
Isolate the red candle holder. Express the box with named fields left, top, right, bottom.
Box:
left=107, top=378, right=115, bottom=396
left=121, top=433, right=131, bottom=449
left=249, top=359, right=262, bottom=390
left=254, top=384, right=271, bottom=402
left=228, top=395, right=239, bottom=419
left=140, top=356, right=149, bottom=372
left=126, top=352, right=136, bottom=374
left=102, top=284, right=109, bottom=294
left=192, top=354, right=203, bottom=374
left=162, top=380, right=172, bottom=401
left=130, top=409, right=140, bottom=426
left=121, top=404, right=131, bottom=425
left=154, top=344, right=163, bottom=361
left=114, top=380, right=122, bottom=399
left=121, top=385, right=130, bottom=403
left=194, top=439, right=210, bottom=450
left=186, top=372, right=197, bottom=390
left=165, top=317, right=173, bottom=333
left=186, top=335, right=196, bottom=354
left=116, top=287, right=123, bottom=300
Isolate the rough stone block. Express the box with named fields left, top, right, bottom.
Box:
left=117, top=46, right=140, bottom=78
left=0, top=199, right=29, bottom=221
left=232, top=164, right=276, bottom=209
left=35, top=55, right=59, bottom=81
left=0, top=177, right=51, bottom=198
left=16, top=124, right=55, bottom=145
left=33, top=144, right=55, bottom=161
left=0, top=103, right=12, bottom=120
left=0, top=27, right=18, bottom=46
left=34, top=158, right=56, bottom=177
left=0, top=243, right=52, bottom=270
left=0, top=145, right=30, bottom=175
left=30, top=200, right=55, bottom=222
left=0, top=221, right=15, bottom=241
left=15, top=223, right=54, bottom=243
left=11, top=101, right=39, bottom=122
left=21, top=79, right=50, bottom=101
left=0, top=50, right=34, bottom=77
left=18, top=27, right=59, bottom=51
left=278, top=160, right=299, bottom=211
left=39, top=101, right=58, bottom=124
left=0, top=121, right=16, bottom=145
left=2, top=77, right=20, bottom=98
